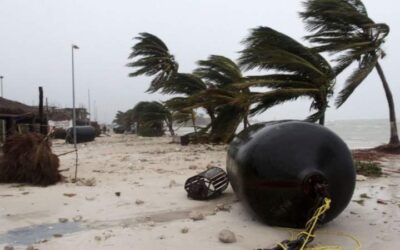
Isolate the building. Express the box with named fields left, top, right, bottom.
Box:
left=0, top=97, right=45, bottom=142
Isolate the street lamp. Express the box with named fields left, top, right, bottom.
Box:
left=0, top=75, right=3, bottom=97
left=71, top=44, right=79, bottom=180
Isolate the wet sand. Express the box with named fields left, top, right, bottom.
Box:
left=0, top=134, right=399, bottom=249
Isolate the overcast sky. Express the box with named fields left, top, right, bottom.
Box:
left=0, top=0, right=399, bottom=123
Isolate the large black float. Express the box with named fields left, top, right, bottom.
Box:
left=66, top=126, right=96, bottom=144
left=227, top=121, right=355, bottom=228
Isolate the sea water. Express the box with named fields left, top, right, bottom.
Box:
left=175, top=119, right=398, bottom=149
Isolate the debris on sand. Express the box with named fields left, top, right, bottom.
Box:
left=135, top=199, right=144, bottom=205
left=189, top=211, right=204, bottom=221
left=0, top=133, right=61, bottom=186
left=169, top=180, right=178, bottom=188
left=189, top=165, right=198, bottom=170
left=377, top=199, right=388, bottom=205
left=63, top=193, right=77, bottom=197
left=215, top=203, right=232, bottom=212
left=73, top=215, right=83, bottom=222
left=352, top=200, right=365, bottom=206
left=181, top=227, right=189, bottom=234
left=58, top=218, right=69, bottom=223
left=218, top=229, right=236, bottom=243
left=4, top=245, right=14, bottom=250
left=76, top=177, right=96, bottom=186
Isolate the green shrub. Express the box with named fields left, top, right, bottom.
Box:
left=354, top=160, right=382, bottom=177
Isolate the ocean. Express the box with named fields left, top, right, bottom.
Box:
left=174, top=119, right=398, bottom=149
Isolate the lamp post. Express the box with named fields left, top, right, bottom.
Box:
left=0, top=75, right=3, bottom=97
left=0, top=76, right=3, bottom=142
left=71, top=44, right=79, bottom=180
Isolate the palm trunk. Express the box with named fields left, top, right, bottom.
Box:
left=375, top=62, right=399, bottom=145
left=166, top=120, right=175, bottom=136
left=319, top=114, right=325, bottom=126
left=243, top=115, right=249, bottom=129
left=191, top=110, right=197, bottom=134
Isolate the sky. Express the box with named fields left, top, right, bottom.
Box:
left=0, top=0, right=399, bottom=124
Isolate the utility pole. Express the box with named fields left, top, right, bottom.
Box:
left=88, top=89, right=91, bottom=124
left=0, top=75, right=3, bottom=97
left=71, top=44, right=79, bottom=180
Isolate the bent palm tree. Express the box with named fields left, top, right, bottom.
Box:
left=127, top=32, right=178, bottom=93
left=194, top=55, right=252, bottom=142
left=300, top=0, right=399, bottom=145
left=238, top=26, right=335, bottom=125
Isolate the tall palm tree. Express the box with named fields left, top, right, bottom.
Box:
left=238, top=26, right=335, bottom=125
left=127, top=32, right=178, bottom=93
left=300, top=0, right=399, bottom=145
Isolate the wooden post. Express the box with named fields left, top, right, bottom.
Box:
left=39, top=87, right=46, bottom=135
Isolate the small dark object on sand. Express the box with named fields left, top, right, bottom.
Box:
left=115, top=192, right=121, bottom=197
left=0, top=133, right=62, bottom=186
left=53, top=128, right=67, bottom=139
left=184, top=167, right=229, bottom=200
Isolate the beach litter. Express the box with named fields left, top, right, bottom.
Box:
left=184, top=167, right=229, bottom=200
left=0, top=133, right=61, bottom=186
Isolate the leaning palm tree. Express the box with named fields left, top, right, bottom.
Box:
left=195, top=55, right=252, bottom=129
left=238, top=26, right=335, bottom=125
left=300, top=0, right=399, bottom=145
left=127, top=32, right=179, bottom=93
left=192, top=55, right=265, bottom=142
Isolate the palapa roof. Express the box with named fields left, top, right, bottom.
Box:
left=0, top=97, right=38, bottom=116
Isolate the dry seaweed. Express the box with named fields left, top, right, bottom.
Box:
left=0, top=133, right=61, bottom=186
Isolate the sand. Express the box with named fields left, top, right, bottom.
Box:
left=0, top=134, right=399, bottom=250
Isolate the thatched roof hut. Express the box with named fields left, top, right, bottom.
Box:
left=0, top=97, right=37, bottom=117
left=0, top=97, right=43, bottom=138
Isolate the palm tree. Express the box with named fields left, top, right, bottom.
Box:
left=192, top=55, right=252, bottom=142
left=113, top=109, right=135, bottom=132
left=132, top=101, right=178, bottom=136
left=130, top=101, right=170, bottom=136
left=238, top=26, right=335, bottom=125
left=127, top=32, right=178, bottom=93
left=300, top=0, right=399, bottom=145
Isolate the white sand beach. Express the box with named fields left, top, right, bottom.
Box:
left=0, top=134, right=399, bottom=250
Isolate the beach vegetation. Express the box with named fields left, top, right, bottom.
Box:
left=301, top=0, right=399, bottom=145
left=354, top=160, right=383, bottom=177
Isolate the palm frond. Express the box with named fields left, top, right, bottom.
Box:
left=300, top=0, right=373, bottom=33
left=195, top=55, right=242, bottom=87
left=234, top=74, right=315, bottom=89
left=127, top=32, right=178, bottom=93
left=249, top=88, right=319, bottom=115
left=161, top=73, right=208, bottom=95
left=335, top=54, right=378, bottom=107
left=239, top=26, right=333, bottom=79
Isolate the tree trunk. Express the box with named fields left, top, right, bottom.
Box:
left=209, top=105, right=244, bottom=144
left=319, top=113, right=325, bottom=126
left=167, top=121, right=175, bottom=136
left=38, top=87, right=47, bottom=135
left=191, top=110, right=197, bottom=134
left=375, top=62, right=399, bottom=145
left=243, top=115, right=249, bottom=129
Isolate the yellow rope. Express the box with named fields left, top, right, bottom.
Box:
left=299, top=197, right=331, bottom=249
left=270, top=198, right=362, bottom=250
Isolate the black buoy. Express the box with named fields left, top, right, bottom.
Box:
left=66, top=126, right=96, bottom=144
left=227, top=121, right=355, bottom=228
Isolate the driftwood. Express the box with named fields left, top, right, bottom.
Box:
left=0, top=133, right=61, bottom=186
